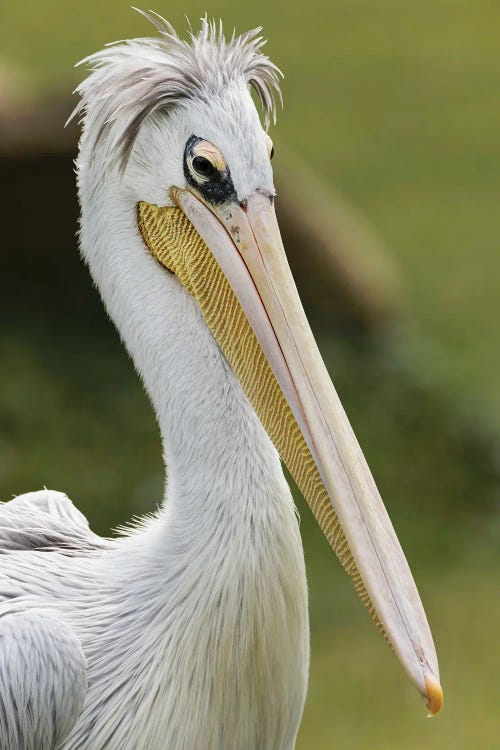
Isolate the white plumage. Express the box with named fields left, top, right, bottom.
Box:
left=1, top=18, right=308, bottom=748
left=0, top=12, right=442, bottom=750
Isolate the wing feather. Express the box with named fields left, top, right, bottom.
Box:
left=0, top=489, right=112, bottom=553
left=0, top=605, right=87, bottom=749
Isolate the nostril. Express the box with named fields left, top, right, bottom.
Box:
left=239, top=198, right=248, bottom=210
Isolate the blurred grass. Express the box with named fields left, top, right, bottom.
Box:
left=1, top=2, right=500, bottom=748
left=1, top=0, right=500, bottom=421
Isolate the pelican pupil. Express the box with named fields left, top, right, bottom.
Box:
left=192, top=156, right=216, bottom=178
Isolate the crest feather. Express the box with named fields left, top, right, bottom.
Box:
left=69, top=10, right=283, bottom=166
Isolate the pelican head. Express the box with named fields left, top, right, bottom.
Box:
left=73, top=12, right=442, bottom=719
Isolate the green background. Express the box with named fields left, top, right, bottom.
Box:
left=1, top=2, right=499, bottom=748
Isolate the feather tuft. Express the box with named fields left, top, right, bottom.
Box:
left=68, top=10, right=283, bottom=168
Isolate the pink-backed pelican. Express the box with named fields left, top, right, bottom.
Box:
left=0, top=13, right=442, bottom=749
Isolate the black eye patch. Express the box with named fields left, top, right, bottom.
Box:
left=183, top=134, right=237, bottom=206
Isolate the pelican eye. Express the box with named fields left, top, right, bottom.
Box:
left=192, top=156, right=217, bottom=179
left=270, top=145, right=275, bottom=160
left=184, top=136, right=235, bottom=204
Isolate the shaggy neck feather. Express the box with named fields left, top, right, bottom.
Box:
left=73, top=153, right=309, bottom=750
left=78, top=164, right=291, bottom=551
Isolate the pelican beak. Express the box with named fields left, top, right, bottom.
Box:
left=137, top=189, right=442, bottom=716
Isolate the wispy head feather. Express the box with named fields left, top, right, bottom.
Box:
left=69, top=10, right=283, bottom=166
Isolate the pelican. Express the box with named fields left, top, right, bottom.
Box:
left=0, top=13, right=442, bottom=749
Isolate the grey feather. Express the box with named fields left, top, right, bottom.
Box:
left=68, top=10, right=283, bottom=167
left=0, top=491, right=118, bottom=747
left=0, top=490, right=112, bottom=554
left=0, top=491, right=108, bottom=747
left=0, top=605, right=87, bottom=749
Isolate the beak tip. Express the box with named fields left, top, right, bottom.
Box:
left=424, top=673, right=443, bottom=717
